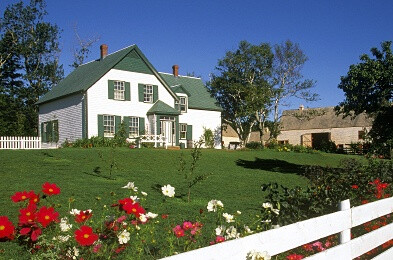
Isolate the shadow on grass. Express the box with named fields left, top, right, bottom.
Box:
left=236, top=157, right=305, bottom=175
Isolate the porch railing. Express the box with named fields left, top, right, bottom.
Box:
left=138, top=135, right=167, bottom=149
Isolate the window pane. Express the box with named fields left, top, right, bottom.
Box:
left=114, top=81, right=125, bottom=100
left=104, top=115, right=114, bottom=136
left=129, top=117, right=139, bottom=136
left=144, top=85, right=153, bottom=102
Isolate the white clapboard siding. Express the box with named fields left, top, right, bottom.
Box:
left=162, top=197, right=393, bottom=260
left=0, top=136, right=41, bottom=149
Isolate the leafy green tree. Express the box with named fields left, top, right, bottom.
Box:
left=270, top=40, right=318, bottom=139
left=336, top=41, right=393, bottom=156
left=0, top=0, right=63, bottom=135
left=208, top=41, right=273, bottom=144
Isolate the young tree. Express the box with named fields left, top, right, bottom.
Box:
left=71, top=24, right=100, bottom=68
left=208, top=41, right=273, bottom=144
left=336, top=41, right=393, bottom=156
left=0, top=0, right=63, bottom=135
left=270, top=40, right=318, bottom=139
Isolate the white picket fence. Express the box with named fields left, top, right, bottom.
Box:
left=163, top=197, right=393, bottom=260
left=0, top=136, right=41, bottom=149
left=137, top=134, right=167, bottom=149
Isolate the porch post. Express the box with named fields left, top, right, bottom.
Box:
left=154, top=114, right=157, bottom=148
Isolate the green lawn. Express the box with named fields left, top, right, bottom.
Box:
left=0, top=148, right=360, bottom=258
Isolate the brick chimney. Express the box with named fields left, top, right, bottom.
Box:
left=172, top=65, right=179, bottom=77
left=100, top=44, right=108, bottom=60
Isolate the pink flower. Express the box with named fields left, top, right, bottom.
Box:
left=287, top=254, right=304, bottom=260
left=215, top=236, right=225, bottom=243
left=183, top=221, right=193, bottom=230
left=173, top=225, right=184, bottom=238
left=312, top=241, right=325, bottom=252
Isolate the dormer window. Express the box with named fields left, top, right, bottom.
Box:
left=180, top=96, right=187, bottom=113
left=114, top=81, right=125, bottom=100
left=144, top=85, right=153, bottom=103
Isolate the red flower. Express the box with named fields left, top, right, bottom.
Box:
left=20, top=225, right=42, bottom=241
left=215, top=236, right=225, bottom=243
left=11, top=190, right=33, bottom=203
left=123, top=202, right=145, bottom=217
left=75, top=225, right=99, bottom=246
left=19, top=203, right=37, bottom=225
left=75, top=210, right=93, bottom=223
left=361, top=200, right=369, bottom=204
left=173, top=225, right=185, bottom=238
left=161, top=214, right=169, bottom=219
left=42, top=182, right=60, bottom=196
left=302, top=243, right=313, bottom=251
left=37, top=206, right=59, bottom=227
left=0, top=216, right=15, bottom=240
left=29, top=193, right=40, bottom=204
left=287, top=254, right=304, bottom=260
left=351, top=185, right=359, bottom=189
left=183, top=221, right=193, bottom=230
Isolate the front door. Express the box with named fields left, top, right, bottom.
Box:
left=162, top=120, right=175, bottom=146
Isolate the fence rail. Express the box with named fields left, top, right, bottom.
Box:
left=163, top=197, right=393, bottom=260
left=138, top=135, right=167, bottom=149
left=0, top=136, right=41, bottom=149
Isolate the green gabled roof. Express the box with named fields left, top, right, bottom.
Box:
left=37, top=45, right=178, bottom=104
left=147, top=100, right=181, bottom=115
left=170, top=85, right=192, bottom=96
left=159, top=73, right=222, bottom=111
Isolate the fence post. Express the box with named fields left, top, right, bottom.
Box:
left=339, top=199, right=351, bottom=245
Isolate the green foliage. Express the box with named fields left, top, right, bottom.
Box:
left=203, top=127, right=214, bottom=148
left=114, top=120, right=128, bottom=147
left=314, top=140, right=337, bottom=153
left=62, top=136, right=129, bottom=148
left=336, top=41, right=393, bottom=157
left=245, top=141, right=264, bottom=150
left=0, top=0, right=63, bottom=135
left=208, top=40, right=274, bottom=144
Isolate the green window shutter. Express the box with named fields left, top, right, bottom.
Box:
left=139, top=117, right=145, bottom=135
left=97, top=115, right=104, bottom=137
left=47, top=121, right=52, bottom=142
left=124, top=117, right=130, bottom=137
left=125, top=82, right=131, bottom=101
left=41, top=123, right=46, bottom=142
left=115, top=116, right=121, bottom=133
left=153, top=85, right=158, bottom=102
left=175, top=116, right=179, bottom=146
left=186, top=125, right=193, bottom=140
left=156, top=115, right=161, bottom=135
left=108, top=80, right=114, bottom=99
left=138, top=84, right=144, bottom=102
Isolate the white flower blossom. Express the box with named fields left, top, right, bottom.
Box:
left=246, top=250, right=271, bottom=260
left=69, top=209, right=80, bottom=216
left=161, top=184, right=175, bottom=197
left=207, top=199, right=224, bottom=212
left=261, top=219, right=272, bottom=223
left=130, top=195, right=139, bottom=201
left=271, top=208, right=280, bottom=215
left=262, top=203, right=273, bottom=209
left=66, top=247, right=79, bottom=260
left=139, top=214, right=148, bottom=223
left=225, top=226, right=240, bottom=239
left=236, top=210, right=242, bottom=215
left=215, top=225, right=225, bottom=236
left=244, top=225, right=254, bottom=234
left=117, top=230, right=131, bottom=244
left=146, top=212, right=158, bottom=219
left=272, top=225, right=280, bottom=229
left=122, top=182, right=138, bottom=192
left=60, top=217, right=72, bottom=232
left=53, top=235, right=71, bottom=243
left=222, top=213, right=234, bottom=223
left=141, top=191, right=148, bottom=196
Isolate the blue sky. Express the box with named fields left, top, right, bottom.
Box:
left=1, top=0, right=392, bottom=111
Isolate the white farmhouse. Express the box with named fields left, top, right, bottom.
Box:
left=37, top=44, right=222, bottom=148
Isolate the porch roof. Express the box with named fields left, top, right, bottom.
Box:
left=147, top=100, right=181, bottom=115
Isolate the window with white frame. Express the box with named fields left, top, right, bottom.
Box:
left=129, top=117, right=139, bottom=137
left=180, top=123, right=187, bottom=139
left=114, top=81, right=125, bottom=100
left=103, top=115, right=115, bottom=136
left=144, top=85, right=153, bottom=103
left=180, top=96, right=187, bottom=112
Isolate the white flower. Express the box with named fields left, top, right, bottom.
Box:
left=271, top=208, right=280, bottom=215
left=272, top=225, right=280, bottom=229
left=246, top=250, right=271, bottom=260
left=207, top=199, right=224, bottom=212
left=222, top=213, right=234, bottom=223
left=215, top=225, right=225, bottom=236
left=69, top=209, right=80, bottom=216
left=130, top=195, right=139, bottom=201
left=236, top=210, right=242, bottom=215
left=141, top=191, right=148, bottom=196
left=162, top=184, right=175, bottom=197
left=244, top=225, right=254, bottom=234
left=60, top=217, right=72, bottom=232
left=66, top=247, right=79, bottom=259
left=122, top=182, right=138, bottom=192
left=146, top=212, right=158, bottom=219
left=139, top=214, right=148, bottom=223
left=53, top=235, right=70, bottom=242
left=117, top=230, right=131, bottom=244
left=261, top=219, right=272, bottom=223
left=225, top=226, right=239, bottom=239
left=262, top=203, right=273, bottom=209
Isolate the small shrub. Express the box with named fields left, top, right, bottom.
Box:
left=245, top=142, right=263, bottom=150
left=203, top=128, right=214, bottom=148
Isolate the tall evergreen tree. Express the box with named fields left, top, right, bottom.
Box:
left=0, top=0, right=63, bottom=135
